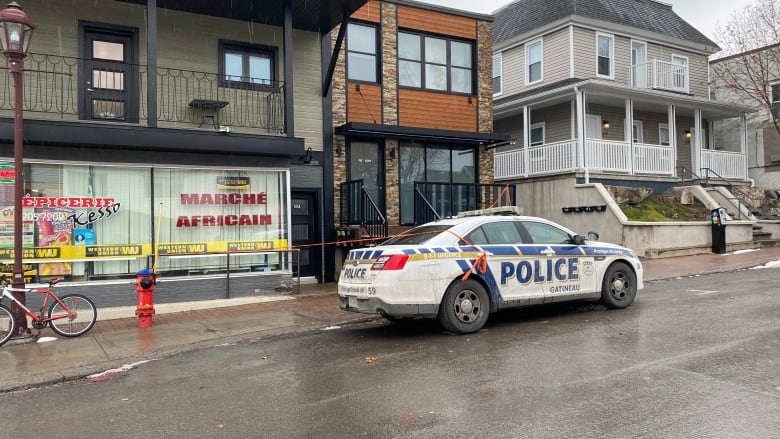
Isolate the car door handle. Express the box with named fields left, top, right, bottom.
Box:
left=541, top=248, right=556, bottom=256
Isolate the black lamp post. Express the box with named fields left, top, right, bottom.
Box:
left=0, top=1, right=35, bottom=336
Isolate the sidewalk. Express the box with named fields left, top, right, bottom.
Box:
left=2, top=246, right=780, bottom=393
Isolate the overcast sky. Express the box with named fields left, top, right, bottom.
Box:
left=417, top=0, right=757, bottom=43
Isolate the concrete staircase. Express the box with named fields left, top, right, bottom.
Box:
left=753, top=224, right=780, bottom=247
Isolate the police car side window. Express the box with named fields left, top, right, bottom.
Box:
left=481, top=221, right=524, bottom=245
left=521, top=221, right=571, bottom=244
left=463, top=227, right=488, bottom=245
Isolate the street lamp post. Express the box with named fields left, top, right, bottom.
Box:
left=0, top=1, right=35, bottom=336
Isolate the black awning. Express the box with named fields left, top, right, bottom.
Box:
left=335, top=122, right=509, bottom=146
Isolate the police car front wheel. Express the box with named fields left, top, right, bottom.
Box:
left=600, top=262, right=637, bottom=309
left=438, top=279, right=490, bottom=334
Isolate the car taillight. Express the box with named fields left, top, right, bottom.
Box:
left=371, top=254, right=408, bottom=271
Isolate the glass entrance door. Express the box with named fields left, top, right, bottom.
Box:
left=81, top=25, right=138, bottom=123
left=349, top=141, right=384, bottom=215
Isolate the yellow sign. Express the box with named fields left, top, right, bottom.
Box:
left=156, top=242, right=209, bottom=255
left=85, top=245, right=144, bottom=258
left=227, top=240, right=275, bottom=252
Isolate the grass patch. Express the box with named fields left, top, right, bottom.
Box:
left=620, top=196, right=710, bottom=222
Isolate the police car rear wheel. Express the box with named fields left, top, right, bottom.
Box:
left=438, top=279, right=489, bottom=334
left=600, top=262, right=636, bottom=309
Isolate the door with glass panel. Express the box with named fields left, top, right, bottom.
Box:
left=348, top=141, right=384, bottom=224
left=80, top=25, right=138, bottom=123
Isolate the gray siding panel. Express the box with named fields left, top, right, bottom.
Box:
left=573, top=26, right=595, bottom=78
left=501, top=45, right=525, bottom=97
left=544, top=28, right=571, bottom=84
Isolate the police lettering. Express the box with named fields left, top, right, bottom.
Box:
left=500, top=258, right=579, bottom=285
left=344, top=267, right=367, bottom=279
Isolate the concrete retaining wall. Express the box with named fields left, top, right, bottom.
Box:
left=513, top=178, right=756, bottom=258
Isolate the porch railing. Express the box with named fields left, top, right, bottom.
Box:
left=494, top=140, right=675, bottom=179
left=0, top=53, right=286, bottom=132
left=701, top=150, right=747, bottom=180
left=339, top=180, right=388, bottom=240
left=629, top=59, right=689, bottom=94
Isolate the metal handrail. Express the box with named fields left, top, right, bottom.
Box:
left=0, top=52, right=286, bottom=132
left=338, top=179, right=388, bottom=240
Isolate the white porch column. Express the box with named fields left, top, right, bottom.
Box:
left=692, top=108, right=702, bottom=175
left=626, top=99, right=633, bottom=174
left=741, top=114, right=748, bottom=179
left=669, top=105, right=677, bottom=176
left=523, top=105, right=530, bottom=177
left=575, top=88, right=585, bottom=169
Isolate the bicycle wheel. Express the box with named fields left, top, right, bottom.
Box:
left=0, top=304, right=17, bottom=347
left=48, top=294, right=97, bottom=337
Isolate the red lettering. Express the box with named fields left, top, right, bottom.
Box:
left=214, top=194, right=227, bottom=204
left=258, top=193, right=267, bottom=204
left=180, top=194, right=199, bottom=205
left=229, top=193, right=241, bottom=204
left=22, top=197, right=33, bottom=207
left=203, top=216, right=216, bottom=226
left=199, top=194, right=214, bottom=205
left=82, top=198, right=95, bottom=207
left=176, top=216, right=191, bottom=227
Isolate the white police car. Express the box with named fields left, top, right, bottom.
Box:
left=338, top=207, right=643, bottom=334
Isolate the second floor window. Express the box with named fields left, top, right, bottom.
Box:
left=526, top=39, right=542, bottom=84
left=493, top=55, right=502, bottom=95
left=771, top=82, right=779, bottom=116
left=399, top=31, right=474, bottom=94
left=597, top=33, right=613, bottom=78
left=220, top=40, right=275, bottom=88
left=347, top=23, right=378, bottom=82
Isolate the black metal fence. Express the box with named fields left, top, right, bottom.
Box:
left=0, top=53, right=285, bottom=132
left=339, top=179, right=388, bottom=239
left=413, top=182, right=516, bottom=224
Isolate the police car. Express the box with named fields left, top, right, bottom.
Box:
left=338, top=207, right=643, bottom=334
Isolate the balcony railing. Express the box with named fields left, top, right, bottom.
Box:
left=0, top=53, right=285, bottom=133
left=628, top=59, right=689, bottom=94
left=494, top=140, right=677, bottom=179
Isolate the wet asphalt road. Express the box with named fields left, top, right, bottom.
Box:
left=1, top=268, right=779, bottom=439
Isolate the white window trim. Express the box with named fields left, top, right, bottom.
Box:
left=525, top=38, right=543, bottom=86
left=671, top=54, right=689, bottom=90
left=530, top=121, right=545, bottom=146
left=659, top=123, right=670, bottom=146
left=632, top=120, right=644, bottom=143
left=596, top=32, right=614, bottom=79
left=493, top=53, right=503, bottom=97
left=630, top=39, right=647, bottom=87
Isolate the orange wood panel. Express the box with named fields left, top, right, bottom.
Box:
left=397, top=5, right=476, bottom=40
left=350, top=0, right=381, bottom=23
left=347, top=83, right=382, bottom=124
left=398, top=89, right=476, bottom=131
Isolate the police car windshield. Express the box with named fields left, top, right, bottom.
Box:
left=382, top=225, right=454, bottom=245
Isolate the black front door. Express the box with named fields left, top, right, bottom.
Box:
left=80, top=24, right=138, bottom=123
left=291, top=192, right=320, bottom=280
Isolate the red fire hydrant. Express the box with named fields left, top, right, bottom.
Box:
left=135, top=269, right=156, bottom=328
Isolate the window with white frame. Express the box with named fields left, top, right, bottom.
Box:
left=659, top=123, right=670, bottom=146
left=530, top=122, right=545, bottom=146
left=526, top=39, right=542, bottom=84
left=632, top=120, right=643, bottom=143
left=596, top=33, right=613, bottom=78
left=493, top=55, right=502, bottom=95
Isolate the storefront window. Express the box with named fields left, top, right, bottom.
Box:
left=0, top=162, right=289, bottom=282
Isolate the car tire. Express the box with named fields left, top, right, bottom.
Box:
left=600, top=262, right=637, bottom=309
left=438, top=279, right=490, bottom=334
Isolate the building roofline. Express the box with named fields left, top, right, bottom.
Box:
left=384, top=0, right=494, bottom=21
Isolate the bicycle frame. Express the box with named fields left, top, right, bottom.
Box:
left=0, top=282, right=76, bottom=324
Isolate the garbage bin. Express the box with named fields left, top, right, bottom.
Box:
left=711, top=208, right=727, bottom=254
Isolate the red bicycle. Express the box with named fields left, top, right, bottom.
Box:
left=0, top=275, right=97, bottom=346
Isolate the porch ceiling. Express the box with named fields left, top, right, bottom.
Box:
left=116, top=0, right=368, bottom=33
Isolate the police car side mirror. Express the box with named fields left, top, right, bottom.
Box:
left=572, top=235, right=586, bottom=246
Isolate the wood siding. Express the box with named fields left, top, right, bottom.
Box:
left=398, top=89, right=476, bottom=131
left=347, top=83, right=382, bottom=124
left=351, top=0, right=381, bottom=23
left=397, top=5, right=476, bottom=40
